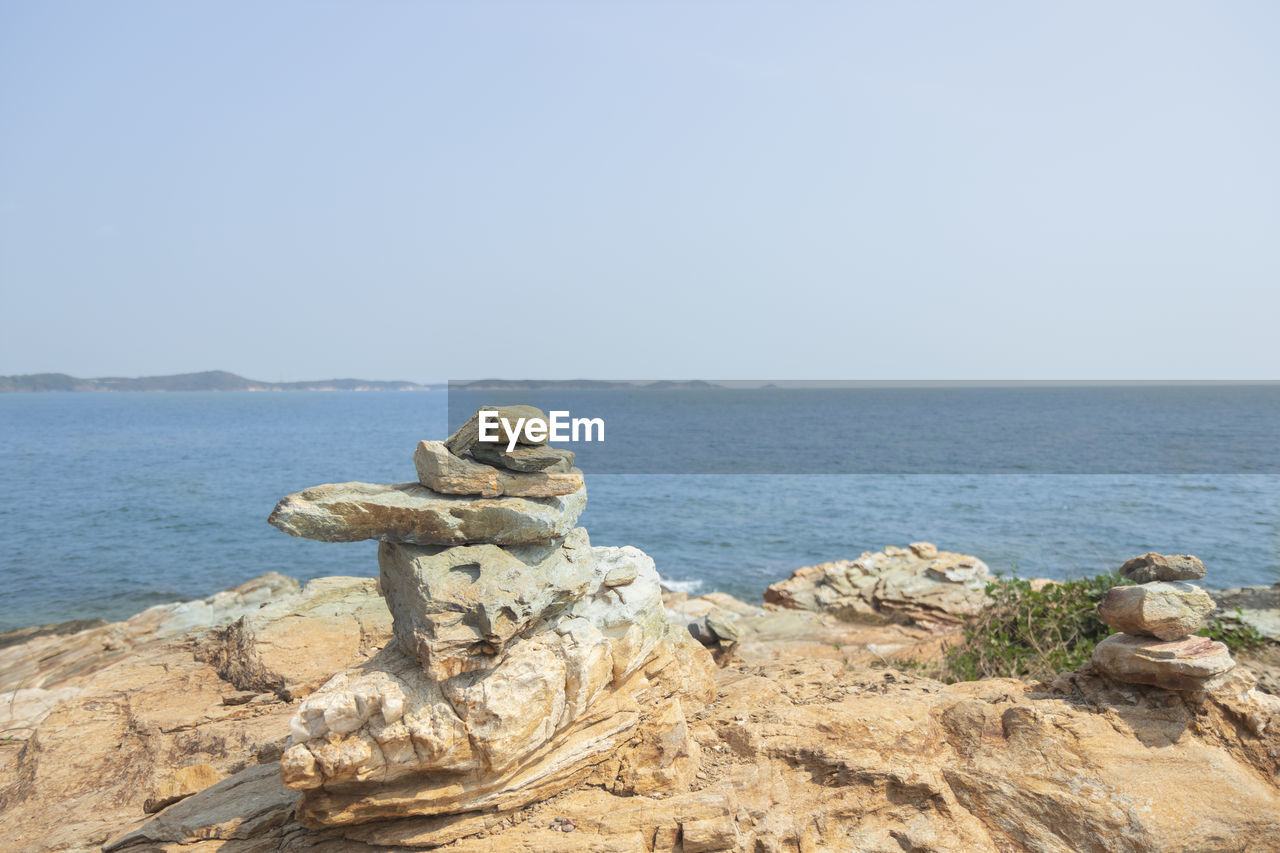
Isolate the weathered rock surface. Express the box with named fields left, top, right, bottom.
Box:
left=1092, top=633, right=1236, bottom=691
left=763, top=542, right=992, bottom=629
left=469, top=443, right=575, bottom=472
left=376, top=527, right=597, bottom=680
left=0, top=572, right=304, bottom=741
left=267, top=480, right=586, bottom=545
left=98, top=653, right=1280, bottom=853
left=1120, top=552, right=1207, bottom=583
left=0, top=576, right=392, bottom=852
left=1098, top=581, right=1215, bottom=640
left=1, top=569, right=1277, bottom=852
left=444, top=405, right=550, bottom=456
left=668, top=589, right=955, bottom=667
left=281, top=544, right=715, bottom=826
left=413, top=440, right=581, bottom=498
left=143, top=764, right=226, bottom=813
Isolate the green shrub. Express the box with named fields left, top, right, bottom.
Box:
left=928, top=574, right=1270, bottom=684
left=935, top=573, right=1120, bottom=683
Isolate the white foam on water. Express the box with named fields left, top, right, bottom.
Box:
left=658, top=576, right=704, bottom=595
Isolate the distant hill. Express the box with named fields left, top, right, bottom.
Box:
left=0, top=370, right=439, bottom=392
left=453, top=379, right=722, bottom=390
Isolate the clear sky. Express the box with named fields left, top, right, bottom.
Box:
left=1, top=1, right=1277, bottom=381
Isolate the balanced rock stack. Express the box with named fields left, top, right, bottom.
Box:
left=267, top=406, right=714, bottom=828
left=1091, top=552, right=1235, bottom=692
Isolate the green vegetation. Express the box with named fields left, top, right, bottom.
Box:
left=916, top=573, right=1268, bottom=684
left=1201, top=606, right=1267, bottom=651
left=933, top=574, right=1119, bottom=683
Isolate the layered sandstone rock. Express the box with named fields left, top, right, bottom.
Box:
left=95, top=658, right=1280, bottom=853
left=0, top=569, right=1275, bottom=851
left=1097, top=581, right=1215, bottom=641
left=267, top=480, right=587, bottom=545
left=413, top=439, right=582, bottom=498
left=1120, top=552, right=1207, bottom=583
left=268, top=409, right=714, bottom=827
left=1093, top=552, right=1235, bottom=692
left=763, top=542, right=992, bottom=629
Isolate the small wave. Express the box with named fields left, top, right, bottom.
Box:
left=659, top=576, right=704, bottom=594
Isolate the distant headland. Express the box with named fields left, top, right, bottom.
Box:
left=0, top=370, right=440, bottom=393
left=0, top=373, right=730, bottom=392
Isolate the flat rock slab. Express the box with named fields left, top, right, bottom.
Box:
left=445, top=405, right=550, bottom=456
left=414, top=440, right=581, bottom=497
left=1098, top=582, right=1214, bottom=641
left=268, top=481, right=587, bottom=545
left=1092, top=633, right=1234, bottom=691
left=469, top=443, right=576, bottom=472
left=1119, top=553, right=1207, bottom=583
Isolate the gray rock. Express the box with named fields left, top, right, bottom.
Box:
left=1211, top=585, right=1280, bottom=642
left=764, top=544, right=992, bottom=629
left=687, top=619, right=716, bottom=645
left=705, top=607, right=742, bottom=642
left=468, top=443, right=575, bottom=473
left=378, top=528, right=597, bottom=679
left=1091, top=633, right=1235, bottom=691
left=268, top=481, right=586, bottom=546
left=603, top=563, right=639, bottom=587
left=1097, top=582, right=1215, bottom=641
left=444, top=405, right=550, bottom=456
left=1119, top=553, right=1207, bottom=583
left=414, top=440, right=582, bottom=498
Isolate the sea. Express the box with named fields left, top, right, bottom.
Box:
left=1, top=387, right=1277, bottom=632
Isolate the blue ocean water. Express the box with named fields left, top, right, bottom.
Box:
left=0, top=389, right=1277, bottom=631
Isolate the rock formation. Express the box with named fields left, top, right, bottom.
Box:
left=1093, top=552, right=1236, bottom=692
left=763, top=542, right=992, bottom=629
left=0, top=558, right=1277, bottom=850
left=266, top=406, right=715, bottom=827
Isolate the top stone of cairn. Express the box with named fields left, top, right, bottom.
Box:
left=418, top=405, right=582, bottom=498
left=444, top=404, right=550, bottom=456
left=1118, top=552, right=1207, bottom=584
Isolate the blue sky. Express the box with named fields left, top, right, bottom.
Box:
left=2, top=1, right=1277, bottom=381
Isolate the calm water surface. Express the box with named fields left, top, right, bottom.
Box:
left=0, top=390, right=1276, bottom=631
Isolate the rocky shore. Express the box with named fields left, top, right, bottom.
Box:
left=2, top=410, right=1280, bottom=852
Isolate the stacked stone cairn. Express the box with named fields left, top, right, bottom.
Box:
left=267, top=405, right=714, bottom=828
left=1091, top=552, right=1235, bottom=692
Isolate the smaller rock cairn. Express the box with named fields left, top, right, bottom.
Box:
left=1092, top=553, right=1235, bottom=692
left=267, top=405, right=714, bottom=828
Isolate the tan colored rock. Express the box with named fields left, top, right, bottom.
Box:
left=267, top=480, right=586, bottom=545
left=280, top=545, right=715, bottom=827
left=1092, top=633, right=1236, bottom=691
left=668, top=589, right=952, bottom=667
left=445, top=405, right=550, bottom=456
left=414, top=440, right=581, bottom=497
left=143, top=763, right=226, bottom=813
left=764, top=543, right=991, bottom=629
left=101, top=657, right=1280, bottom=853
left=1120, top=552, right=1207, bottom=583
left=0, top=576, right=392, bottom=852
left=105, top=763, right=298, bottom=850
left=1097, top=581, right=1214, bottom=640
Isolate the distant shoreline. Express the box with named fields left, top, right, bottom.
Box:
left=3, top=372, right=1276, bottom=393
left=0, top=370, right=442, bottom=393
